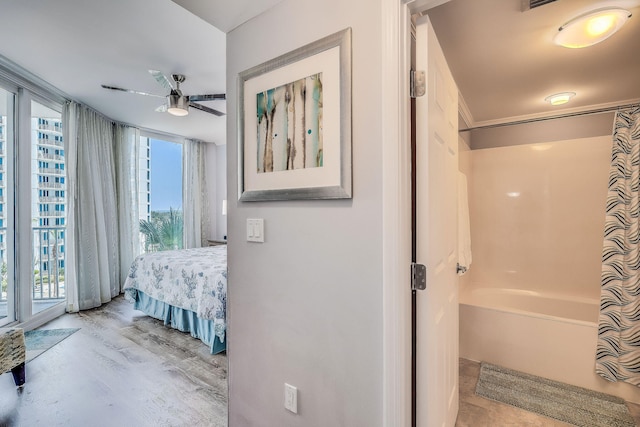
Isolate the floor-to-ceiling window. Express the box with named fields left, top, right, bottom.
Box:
left=0, top=86, right=15, bottom=326
left=138, top=135, right=183, bottom=253
left=0, top=73, right=66, bottom=327
left=31, top=101, right=65, bottom=315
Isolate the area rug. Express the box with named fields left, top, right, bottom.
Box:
left=24, top=328, right=79, bottom=363
left=475, top=362, right=635, bottom=427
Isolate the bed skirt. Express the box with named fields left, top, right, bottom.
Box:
left=128, top=290, right=226, bottom=354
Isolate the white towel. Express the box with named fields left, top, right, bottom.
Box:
left=458, top=171, right=472, bottom=275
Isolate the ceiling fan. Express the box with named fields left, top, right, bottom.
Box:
left=101, top=70, right=225, bottom=117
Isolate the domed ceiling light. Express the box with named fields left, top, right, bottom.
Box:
left=554, top=7, right=632, bottom=48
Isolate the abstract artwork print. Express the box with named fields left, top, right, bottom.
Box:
left=256, top=73, right=323, bottom=174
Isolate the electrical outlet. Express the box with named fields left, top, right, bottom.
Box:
left=284, top=383, right=298, bottom=414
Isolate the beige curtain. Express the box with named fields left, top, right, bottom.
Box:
left=183, top=139, right=209, bottom=248
left=63, top=101, right=139, bottom=311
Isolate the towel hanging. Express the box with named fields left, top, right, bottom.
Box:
left=458, top=171, right=472, bottom=275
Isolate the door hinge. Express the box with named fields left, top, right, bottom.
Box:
left=411, top=262, right=427, bottom=291
left=410, top=70, right=426, bottom=98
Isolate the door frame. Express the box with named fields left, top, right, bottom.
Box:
left=16, top=90, right=67, bottom=331
left=381, top=1, right=452, bottom=426
left=0, top=61, right=68, bottom=330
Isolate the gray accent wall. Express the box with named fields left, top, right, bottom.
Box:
left=226, top=1, right=384, bottom=425
left=467, top=112, right=614, bottom=150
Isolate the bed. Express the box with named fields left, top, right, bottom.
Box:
left=123, top=245, right=227, bottom=354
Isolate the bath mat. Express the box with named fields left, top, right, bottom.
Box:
left=24, top=328, right=79, bottom=363
left=475, top=362, right=635, bottom=427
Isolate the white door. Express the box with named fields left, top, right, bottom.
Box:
left=415, top=15, right=459, bottom=427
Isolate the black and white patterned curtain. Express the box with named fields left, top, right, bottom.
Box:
left=597, top=105, right=640, bottom=386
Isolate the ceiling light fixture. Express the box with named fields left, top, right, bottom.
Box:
left=554, top=7, right=632, bottom=48
left=167, top=93, right=189, bottom=116
left=545, top=92, right=576, bottom=106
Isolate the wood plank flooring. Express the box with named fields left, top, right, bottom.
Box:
left=0, top=296, right=227, bottom=427
left=3, top=298, right=639, bottom=426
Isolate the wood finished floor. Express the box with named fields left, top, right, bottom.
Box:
left=0, top=296, right=227, bottom=427
left=457, top=358, right=640, bottom=426
left=3, top=298, right=639, bottom=426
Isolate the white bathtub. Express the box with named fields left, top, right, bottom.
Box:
left=459, top=285, right=640, bottom=404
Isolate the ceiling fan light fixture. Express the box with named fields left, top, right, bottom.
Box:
left=554, top=7, right=631, bottom=48
left=545, top=92, right=576, bottom=106
left=101, top=72, right=224, bottom=116
left=167, top=94, right=189, bottom=116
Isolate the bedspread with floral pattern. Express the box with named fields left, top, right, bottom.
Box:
left=123, top=246, right=227, bottom=341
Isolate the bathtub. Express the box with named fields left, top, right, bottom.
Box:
left=459, top=285, right=640, bottom=404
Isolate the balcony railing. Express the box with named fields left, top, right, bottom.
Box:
left=40, top=211, right=65, bottom=217
left=39, top=196, right=65, bottom=203
left=32, top=226, right=65, bottom=301
left=0, top=227, right=66, bottom=306
left=39, top=182, right=65, bottom=189
left=38, top=167, right=65, bottom=176
left=37, top=152, right=64, bottom=161
left=37, top=124, right=63, bottom=134
left=38, top=138, right=64, bottom=148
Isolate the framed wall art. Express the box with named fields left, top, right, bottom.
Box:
left=238, top=28, right=352, bottom=201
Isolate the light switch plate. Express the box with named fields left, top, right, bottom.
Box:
left=246, top=218, right=264, bottom=242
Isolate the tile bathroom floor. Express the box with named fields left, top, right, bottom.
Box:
left=456, top=358, right=640, bottom=426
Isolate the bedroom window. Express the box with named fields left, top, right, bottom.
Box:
left=31, top=100, right=65, bottom=315
left=0, top=71, right=67, bottom=327
left=138, top=135, right=183, bottom=253
left=0, top=87, right=14, bottom=325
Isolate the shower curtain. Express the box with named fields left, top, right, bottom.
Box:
left=597, top=105, right=640, bottom=386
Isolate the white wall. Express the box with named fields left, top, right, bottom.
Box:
left=216, top=144, right=227, bottom=240
left=466, top=135, right=611, bottom=300
left=458, top=136, right=472, bottom=288
left=205, top=143, right=227, bottom=241
left=226, top=1, right=384, bottom=425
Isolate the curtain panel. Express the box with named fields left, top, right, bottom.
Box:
left=63, top=101, right=140, bottom=311
left=597, top=105, right=640, bottom=386
left=183, top=139, right=209, bottom=248
left=115, top=126, right=140, bottom=285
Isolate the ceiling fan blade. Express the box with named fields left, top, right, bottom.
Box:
left=101, top=84, right=165, bottom=98
left=188, top=94, right=226, bottom=102
left=149, top=69, right=174, bottom=91
left=189, top=102, right=225, bottom=117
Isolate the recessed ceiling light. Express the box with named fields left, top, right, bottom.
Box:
left=554, top=7, right=632, bottom=48
left=545, top=92, right=576, bottom=106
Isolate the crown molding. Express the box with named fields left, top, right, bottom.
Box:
left=457, top=91, right=474, bottom=129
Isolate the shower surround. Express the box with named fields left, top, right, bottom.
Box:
left=459, top=135, right=640, bottom=404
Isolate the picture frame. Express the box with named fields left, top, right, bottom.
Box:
left=238, top=28, right=352, bottom=201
